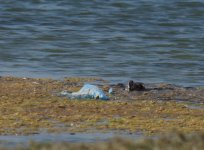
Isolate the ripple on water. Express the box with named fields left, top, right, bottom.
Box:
left=0, top=0, right=204, bottom=86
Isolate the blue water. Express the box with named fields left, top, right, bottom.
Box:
left=0, top=0, right=204, bottom=86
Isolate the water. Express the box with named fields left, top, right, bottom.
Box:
left=0, top=132, right=143, bottom=147
left=1, top=0, right=204, bottom=86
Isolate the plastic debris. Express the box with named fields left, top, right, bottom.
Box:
left=60, top=84, right=109, bottom=100
left=108, top=88, right=113, bottom=94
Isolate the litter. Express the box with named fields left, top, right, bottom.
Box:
left=108, top=88, right=113, bottom=94
left=60, top=84, right=109, bottom=100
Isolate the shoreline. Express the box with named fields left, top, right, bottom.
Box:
left=0, top=76, right=204, bottom=136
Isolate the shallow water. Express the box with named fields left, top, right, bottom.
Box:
left=0, top=0, right=204, bottom=86
left=0, top=132, right=142, bottom=147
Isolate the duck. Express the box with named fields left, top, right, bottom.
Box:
left=127, top=80, right=145, bottom=91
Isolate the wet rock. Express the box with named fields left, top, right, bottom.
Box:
left=109, top=81, right=204, bottom=104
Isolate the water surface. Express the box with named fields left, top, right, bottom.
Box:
left=0, top=132, right=143, bottom=147
left=0, top=0, right=204, bottom=86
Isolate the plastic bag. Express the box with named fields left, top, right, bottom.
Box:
left=60, top=84, right=109, bottom=100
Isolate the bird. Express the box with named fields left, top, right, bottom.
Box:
left=127, top=80, right=145, bottom=91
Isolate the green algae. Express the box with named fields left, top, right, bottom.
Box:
left=63, top=76, right=108, bottom=83
left=0, top=76, right=204, bottom=135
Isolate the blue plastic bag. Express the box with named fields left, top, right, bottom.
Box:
left=60, top=84, right=109, bottom=100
